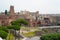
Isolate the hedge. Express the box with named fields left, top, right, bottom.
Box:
left=40, top=33, right=60, bottom=40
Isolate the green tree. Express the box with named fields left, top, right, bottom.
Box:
left=0, top=30, right=8, bottom=39
left=7, top=25, right=20, bottom=30
left=11, top=19, right=28, bottom=26
left=0, top=19, right=28, bottom=40
left=5, top=10, right=7, bottom=15
left=9, top=19, right=28, bottom=40
left=0, top=26, right=8, bottom=33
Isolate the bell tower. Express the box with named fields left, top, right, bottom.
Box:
left=9, top=5, right=15, bottom=15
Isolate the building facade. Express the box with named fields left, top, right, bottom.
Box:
left=0, top=6, right=56, bottom=26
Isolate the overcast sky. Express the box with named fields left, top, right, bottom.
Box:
left=0, top=0, right=60, bottom=14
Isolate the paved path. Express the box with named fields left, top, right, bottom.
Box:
left=39, top=26, right=60, bottom=29
left=22, top=36, right=40, bottom=40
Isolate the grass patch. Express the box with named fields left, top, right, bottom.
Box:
left=6, top=33, right=14, bottom=40
left=22, top=31, right=35, bottom=37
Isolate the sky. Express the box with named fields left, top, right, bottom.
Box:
left=0, top=0, right=60, bottom=14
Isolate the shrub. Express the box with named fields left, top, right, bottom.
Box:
left=0, top=30, right=8, bottom=39
left=57, top=22, right=60, bottom=25
left=40, top=33, right=60, bottom=40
